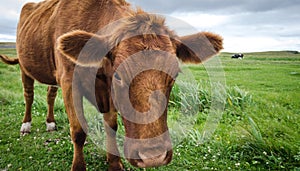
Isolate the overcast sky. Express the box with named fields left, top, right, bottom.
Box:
left=0, top=0, right=299, bottom=52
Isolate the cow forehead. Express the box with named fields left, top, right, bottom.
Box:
left=112, top=35, right=176, bottom=67
left=107, top=12, right=170, bottom=46
left=113, top=50, right=179, bottom=85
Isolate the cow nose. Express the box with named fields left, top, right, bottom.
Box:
left=136, top=148, right=170, bottom=168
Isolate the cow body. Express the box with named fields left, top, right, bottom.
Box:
left=231, top=53, right=244, bottom=59
left=17, top=0, right=128, bottom=85
left=1, top=0, right=223, bottom=170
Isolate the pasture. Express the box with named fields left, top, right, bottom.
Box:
left=0, top=47, right=299, bottom=170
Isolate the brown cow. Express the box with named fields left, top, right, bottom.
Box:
left=0, top=0, right=223, bottom=170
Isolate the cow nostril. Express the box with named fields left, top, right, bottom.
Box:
left=138, top=150, right=167, bottom=161
left=136, top=150, right=168, bottom=168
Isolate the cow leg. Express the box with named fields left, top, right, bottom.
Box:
left=104, top=111, right=124, bottom=171
left=61, top=79, right=87, bottom=171
left=20, top=71, right=34, bottom=134
left=46, top=86, right=58, bottom=131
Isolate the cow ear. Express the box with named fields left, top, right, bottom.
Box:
left=174, top=32, right=223, bottom=64
left=57, top=30, right=111, bottom=67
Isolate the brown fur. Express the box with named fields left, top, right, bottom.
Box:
left=1, top=0, right=223, bottom=170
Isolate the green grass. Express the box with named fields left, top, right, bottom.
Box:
left=0, top=49, right=299, bottom=170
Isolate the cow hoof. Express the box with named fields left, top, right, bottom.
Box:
left=46, top=122, right=56, bottom=132
left=20, top=122, right=31, bottom=134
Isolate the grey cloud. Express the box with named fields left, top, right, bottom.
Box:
left=0, top=0, right=299, bottom=51
left=0, top=20, right=18, bottom=37
left=127, top=0, right=300, bottom=14
left=0, top=1, right=22, bottom=38
left=0, top=0, right=22, bottom=9
left=0, top=18, right=18, bottom=36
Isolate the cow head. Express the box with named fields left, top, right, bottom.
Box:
left=58, top=13, right=223, bottom=168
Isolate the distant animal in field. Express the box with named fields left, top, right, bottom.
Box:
left=0, top=0, right=223, bottom=170
left=232, top=53, right=244, bottom=59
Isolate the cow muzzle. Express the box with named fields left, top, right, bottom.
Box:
left=124, top=133, right=173, bottom=168
left=127, top=146, right=173, bottom=168
left=136, top=148, right=172, bottom=168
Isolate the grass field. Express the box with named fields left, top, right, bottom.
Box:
left=0, top=48, right=299, bottom=170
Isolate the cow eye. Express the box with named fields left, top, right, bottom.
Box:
left=114, top=72, right=121, bottom=81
